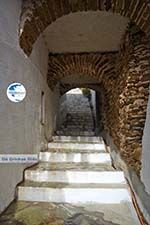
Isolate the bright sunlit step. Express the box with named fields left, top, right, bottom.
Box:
left=28, top=162, right=115, bottom=171
left=48, top=142, right=105, bottom=151
left=56, top=131, right=95, bottom=136
left=52, top=135, right=103, bottom=143
left=25, top=170, right=126, bottom=185
left=39, top=152, right=110, bottom=163
left=18, top=186, right=131, bottom=204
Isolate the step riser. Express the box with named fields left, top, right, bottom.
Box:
left=52, top=136, right=102, bottom=143
left=25, top=171, right=126, bottom=184
left=48, top=143, right=105, bottom=151
left=29, top=162, right=115, bottom=172
left=18, top=188, right=131, bottom=204
left=39, top=153, right=110, bottom=163
left=44, top=149, right=105, bottom=154
left=56, top=131, right=95, bottom=136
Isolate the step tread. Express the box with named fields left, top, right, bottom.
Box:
left=19, top=181, right=127, bottom=189
left=42, top=148, right=106, bottom=153
left=52, top=136, right=103, bottom=143
left=25, top=170, right=126, bottom=184
left=56, top=131, right=95, bottom=136
left=39, top=152, right=110, bottom=163
left=48, top=142, right=105, bottom=151
left=26, top=162, right=115, bottom=171
left=18, top=186, right=132, bottom=204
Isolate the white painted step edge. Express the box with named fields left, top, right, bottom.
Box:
left=25, top=171, right=126, bottom=184
left=52, top=136, right=103, bottom=143
left=39, top=152, right=111, bottom=163
left=48, top=143, right=106, bottom=151
left=18, top=187, right=131, bottom=204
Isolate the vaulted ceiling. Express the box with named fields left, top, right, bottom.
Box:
left=42, top=11, right=129, bottom=53
left=20, top=0, right=150, bottom=56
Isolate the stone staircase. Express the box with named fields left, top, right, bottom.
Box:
left=16, top=135, right=140, bottom=225
left=57, top=91, right=95, bottom=136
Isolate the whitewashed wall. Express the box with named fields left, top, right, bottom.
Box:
left=0, top=0, right=59, bottom=212
left=142, top=94, right=150, bottom=194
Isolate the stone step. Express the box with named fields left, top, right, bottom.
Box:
left=67, top=111, right=92, bottom=113
left=18, top=181, right=127, bottom=189
left=18, top=185, right=130, bottom=204
left=65, top=120, right=93, bottom=123
left=61, top=126, right=94, bottom=130
left=41, top=148, right=105, bottom=154
left=25, top=170, right=126, bottom=184
left=59, top=127, right=94, bottom=129
left=61, top=128, right=94, bottom=131
left=60, top=131, right=95, bottom=134
left=61, top=124, right=94, bottom=127
left=62, top=124, right=94, bottom=127
left=61, top=129, right=94, bottom=132
left=64, top=113, right=92, bottom=115
left=48, top=142, right=105, bottom=151
left=52, top=135, right=102, bottom=143
left=28, top=162, right=115, bottom=171
left=64, top=121, right=93, bottom=124
left=65, top=117, right=92, bottom=119
left=56, top=131, right=95, bottom=136
left=39, top=152, right=110, bottom=163
left=8, top=197, right=140, bottom=225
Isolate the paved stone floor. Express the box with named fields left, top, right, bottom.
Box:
left=0, top=201, right=139, bottom=225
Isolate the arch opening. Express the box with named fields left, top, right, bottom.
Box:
left=56, top=87, right=104, bottom=136
left=19, top=0, right=150, bottom=56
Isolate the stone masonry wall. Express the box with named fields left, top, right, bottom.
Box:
left=103, top=30, right=150, bottom=175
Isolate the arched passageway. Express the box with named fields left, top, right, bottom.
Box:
left=47, top=39, right=150, bottom=175
left=0, top=1, right=150, bottom=224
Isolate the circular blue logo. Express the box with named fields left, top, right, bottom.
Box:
left=7, top=83, right=26, bottom=102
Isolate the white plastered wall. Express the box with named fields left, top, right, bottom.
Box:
left=141, top=94, right=150, bottom=194
left=0, top=0, right=59, bottom=212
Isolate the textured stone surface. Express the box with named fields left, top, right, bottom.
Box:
left=104, top=30, right=150, bottom=175
left=141, top=95, right=150, bottom=194
left=27, top=162, right=114, bottom=171
left=47, top=53, right=117, bottom=89
left=19, top=0, right=150, bottom=55
left=0, top=201, right=139, bottom=225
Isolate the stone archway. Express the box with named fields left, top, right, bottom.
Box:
left=47, top=53, right=117, bottom=89
left=19, top=0, right=150, bottom=55
left=47, top=29, right=150, bottom=175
